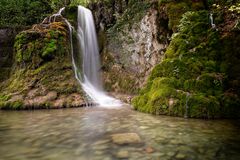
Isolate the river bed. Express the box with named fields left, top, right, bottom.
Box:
left=0, top=106, right=240, bottom=160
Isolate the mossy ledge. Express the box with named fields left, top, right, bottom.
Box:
left=0, top=21, right=86, bottom=110
left=132, top=3, right=240, bottom=119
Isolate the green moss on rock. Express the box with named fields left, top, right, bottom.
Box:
left=14, top=22, right=68, bottom=65
left=0, top=21, right=85, bottom=110
left=132, top=9, right=240, bottom=118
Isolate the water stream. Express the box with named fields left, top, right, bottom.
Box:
left=75, top=6, right=121, bottom=107
left=210, top=13, right=216, bottom=29
left=0, top=107, right=240, bottom=160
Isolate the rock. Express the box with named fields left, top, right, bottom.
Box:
left=139, top=126, right=148, bottom=129
left=68, top=93, right=84, bottom=107
left=27, top=89, right=39, bottom=98
left=116, top=150, right=129, bottom=159
left=24, top=91, right=57, bottom=107
left=45, top=91, right=58, bottom=101
left=175, top=153, right=187, bottom=159
left=92, top=139, right=110, bottom=146
left=145, top=146, right=155, bottom=154
left=53, top=96, right=66, bottom=108
left=111, top=133, right=141, bottom=145
left=9, top=95, right=24, bottom=102
left=169, top=139, right=181, bottom=145
left=167, top=151, right=175, bottom=157
left=168, top=98, right=175, bottom=107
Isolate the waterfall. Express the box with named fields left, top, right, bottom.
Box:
left=210, top=13, right=216, bottom=29
left=75, top=6, right=121, bottom=107
left=77, top=6, right=102, bottom=90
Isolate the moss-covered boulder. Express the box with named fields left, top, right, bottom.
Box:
left=132, top=7, right=240, bottom=118
left=0, top=21, right=86, bottom=110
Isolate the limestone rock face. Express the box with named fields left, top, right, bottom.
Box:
left=103, top=7, right=168, bottom=94
left=113, top=9, right=165, bottom=75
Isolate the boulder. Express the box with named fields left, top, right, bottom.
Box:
left=111, top=133, right=141, bottom=145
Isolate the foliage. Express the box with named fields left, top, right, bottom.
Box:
left=158, top=0, right=205, bottom=32
left=70, top=0, right=89, bottom=6
left=0, top=0, right=53, bottom=27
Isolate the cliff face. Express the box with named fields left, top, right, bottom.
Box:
left=98, top=1, right=168, bottom=95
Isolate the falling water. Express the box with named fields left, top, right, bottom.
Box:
left=76, top=6, right=121, bottom=107
left=210, top=13, right=216, bottom=29
left=42, top=7, right=65, bottom=23
left=77, top=6, right=102, bottom=90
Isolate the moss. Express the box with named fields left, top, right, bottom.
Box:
left=149, top=58, right=190, bottom=81
left=0, top=96, right=24, bottom=110
left=188, top=94, right=221, bottom=118
left=11, top=101, right=24, bottom=110
left=0, top=94, right=11, bottom=102
left=14, top=22, right=68, bottom=64
left=42, top=39, right=57, bottom=58
left=158, top=0, right=205, bottom=32
left=166, top=2, right=190, bottom=32
left=133, top=77, right=179, bottom=115
left=103, top=68, right=139, bottom=94
left=222, top=93, right=240, bottom=118
left=132, top=95, right=148, bottom=111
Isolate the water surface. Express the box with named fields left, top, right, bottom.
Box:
left=0, top=106, right=240, bottom=160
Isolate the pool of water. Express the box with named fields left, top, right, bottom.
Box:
left=0, top=106, right=240, bottom=160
